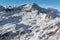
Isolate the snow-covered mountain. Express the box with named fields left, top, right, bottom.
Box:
left=0, top=3, right=60, bottom=40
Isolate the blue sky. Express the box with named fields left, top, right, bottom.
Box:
left=0, top=0, right=60, bottom=10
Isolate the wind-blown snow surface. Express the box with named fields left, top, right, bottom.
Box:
left=0, top=3, right=60, bottom=40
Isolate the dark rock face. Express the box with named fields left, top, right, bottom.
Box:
left=0, top=5, right=5, bottom=12
left=5, top=8, right=12, bottom=12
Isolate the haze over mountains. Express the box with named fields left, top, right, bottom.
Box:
left=0, top=3, right=60, bottom=40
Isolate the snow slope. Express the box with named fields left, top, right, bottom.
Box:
left=0, top=3, right=60, bottom=40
